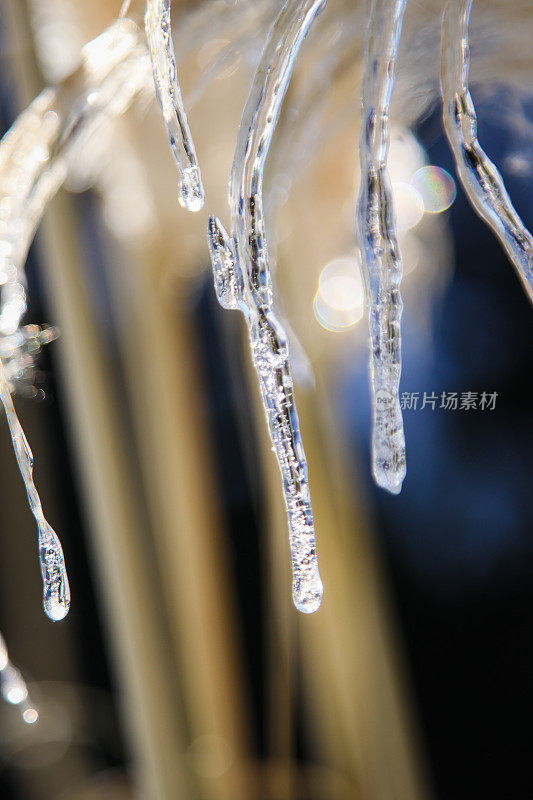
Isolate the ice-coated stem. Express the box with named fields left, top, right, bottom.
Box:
left=0, top=19, right=149, bottom=340
left=145, top=0, right=204, bottom=211
left=441, top=0, right=533, bottom=304
left=356, top=0, right=407, bottom=495
left=0, top=357, right=70, bottom=621
left=208, top=0, right=327, bottom=614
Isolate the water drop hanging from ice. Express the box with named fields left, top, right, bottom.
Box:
left=356, top=0, right=408, bottom=494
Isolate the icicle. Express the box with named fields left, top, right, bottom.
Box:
left=0, top=631, right=39, bottom=723
left=441, top=0, right=533, bottom=304
left=0, top=357, right=70, bottom=621
left=0, top=90, right=59, bottom=335
left=208, top=0, right=327, bottom=614
left=0, top=19, right=149, bottom=343
left=0, top=19, right=150, bottom=621
left=145, top=0, right=204, bottom=211
left=356, top=0, right=407, bottom=495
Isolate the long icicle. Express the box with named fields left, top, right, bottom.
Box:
left=0, top=357, right=70, bottom=621
left=145, top=0, right=204, bottom=211
left=441, top=0, right=533, bottom=304
left=207, top=0, right=327, bottom=614
left=0, top=19, right=148, bottom=621
left=356, top=0, right=407, bottom=495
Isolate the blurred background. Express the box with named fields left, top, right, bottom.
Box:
left=0, top=0, right=531, bottom=798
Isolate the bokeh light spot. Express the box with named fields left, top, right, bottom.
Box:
left=315, top=257, right=365, bottom=332
left=23, top=706, right=39, bottom=724
left=412, top=165, right=456, bottom=213
left=392, top=182, right=424, bottom=231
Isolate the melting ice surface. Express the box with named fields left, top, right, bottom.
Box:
left=356, top=0, right=408, bottom=494
left=441, top=0, right=533, bottom=304
left=208, top=0, right=328, bottom=614
left=0, top=18, right=149, bottom=620
left=145, top=0, right=204, bottom=211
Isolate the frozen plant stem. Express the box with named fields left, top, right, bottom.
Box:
left=207, top=0, right=327, bottom=614
left=441, top=0, right=533, bottom=304
left=0, top=19, right=149, bottom=341
left=0, top=357, right=70, bottom=621
left=356, top=0, right=407, bottom=494
left=145, top=0, right=204, bottom=211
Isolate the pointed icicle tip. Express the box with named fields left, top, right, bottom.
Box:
left=207, top=216, right=243, bottom=310
left=178, top=165, right=204, bottom=213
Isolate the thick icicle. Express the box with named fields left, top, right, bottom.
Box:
left=356, top=0, right=407, bottom=494
left=145, top=0, right=204, bottom=211
left=441, top=0, right=533, bottom=304
left=0, top=630, right=39, bottom=723
left=0, top=357, right=70, bottom=621
left=207, top=0, right=327, bottom=614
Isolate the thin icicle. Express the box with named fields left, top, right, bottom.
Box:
left=441, top=0, right=533, bottom=304
left=0, top=357, right=70, bottom=621
left=145, top=0, right=204, bottom=211
left=0, top=20, right=149, bottom=620
left=208, top=0, right=327, bottom=614
left=356, top=0, right=407, bottom=495
left=0, top=631, right=39, bottom=723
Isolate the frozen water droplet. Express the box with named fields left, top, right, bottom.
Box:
left=43, top=595, right=70, bottom=622
left=0, top=356, right=70, bottom=621
left=293, top=568, right=323, bottom=614
left=178, top=165, right=205, bottom=212
left=146, top=0, right=204, bottom=213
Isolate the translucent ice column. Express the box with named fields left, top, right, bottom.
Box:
left=0, top=19, right=150, bottom=340
left=441, top=0, right=533, bottom=304
left=0, top=357, right=70, bottom=621
left=207, top=0, right=328, bottom=614
left=356, top=0, right=407, bottom=494
left=145, top=0, right=204, bottom=211
left=0, top=18, right=149, bottom=619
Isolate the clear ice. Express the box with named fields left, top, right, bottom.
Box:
left=441, top=0, right=533, bottom=305
left=0, top=357, right=70, bottom=621
left=0, top=18, right=149, bottom=620
left=356, top=0, right=407, bottom=495
left=145, top=0, right=204, bottom=211
left=207, top=0, right=328, bottom=614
